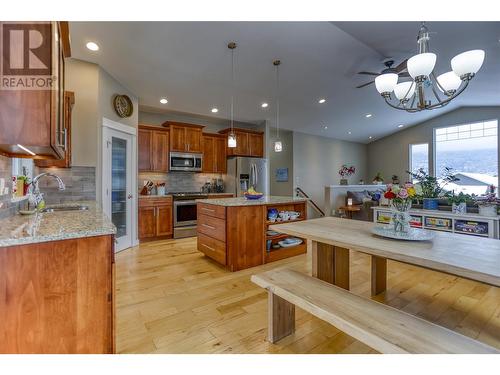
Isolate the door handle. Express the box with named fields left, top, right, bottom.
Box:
left=127, top=194, right=133, bottom=199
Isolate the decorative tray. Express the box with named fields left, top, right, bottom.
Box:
left=371, top=225, right=435, bottom=241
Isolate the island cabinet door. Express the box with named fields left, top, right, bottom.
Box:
left=0, top=235, right=113, bottom=354
left=226, top=205, right=265, bottom=271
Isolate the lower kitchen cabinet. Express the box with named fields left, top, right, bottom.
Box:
left=0, top=235, right=115, bottom=354
left=138, top=196, right=173, bottom=241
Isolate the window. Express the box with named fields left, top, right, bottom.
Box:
left=434, top=120, right=498, bottom=195
left=409, top=143, right=429, bottom=181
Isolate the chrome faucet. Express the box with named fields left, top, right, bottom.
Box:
left=29, top=172, right=66, bottom=209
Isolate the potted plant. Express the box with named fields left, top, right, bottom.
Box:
left=407, top=167, right=458, bottom=210
left=446, top=191, right=472, bottom=214
left=474, top=193, right=499, bottom=217
left=338, top=165, right=355, bottom=185
left=372, top=172, right=384, bottom=185
left=383, top=183, right=418, bottom=233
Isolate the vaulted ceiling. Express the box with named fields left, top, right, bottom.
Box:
left=69, top=21, right=500, bottom=143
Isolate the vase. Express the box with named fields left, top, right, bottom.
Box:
left=390, top=200, right=412, bottom=233
left=452, top=202, right=467, bottom=214
left=478, top=204, right=497, bottom=217
left=423, top=198, right=439, bottom=210
left=340, top=178, right=348, bottom=185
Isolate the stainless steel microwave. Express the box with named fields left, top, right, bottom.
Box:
left=169, top=152, right=203, bottom=172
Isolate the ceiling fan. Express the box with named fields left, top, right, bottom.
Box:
left=356, top=59, right=409, bottom=89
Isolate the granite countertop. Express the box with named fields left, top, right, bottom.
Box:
left=0, top=201, right=116, bottom=248
left=196, top=196, right=308, bottom=207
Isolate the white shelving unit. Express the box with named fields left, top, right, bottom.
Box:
left=372, top=206, right=500, bottom=239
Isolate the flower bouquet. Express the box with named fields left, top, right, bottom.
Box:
left=383, top=183, right=417, bottom=233
left=338, top=165, right=355, bottom=185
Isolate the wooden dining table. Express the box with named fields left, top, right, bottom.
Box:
left=270, top=217, right=500, bottom=295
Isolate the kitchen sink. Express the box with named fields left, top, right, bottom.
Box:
left=41, top=204, right=89, bottom=213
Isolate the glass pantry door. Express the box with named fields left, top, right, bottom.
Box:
left=103, top=127, right=133, bottom=252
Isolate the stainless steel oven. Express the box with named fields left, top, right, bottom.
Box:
left=172, top=193, right=208, bottom=238
left=169, top=152, right=203, bottom=172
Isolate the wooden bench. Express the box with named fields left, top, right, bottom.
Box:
left=251, top=268, right=499, bottom=354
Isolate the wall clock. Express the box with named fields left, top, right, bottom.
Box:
left=113, top=94, right=133, bottom=118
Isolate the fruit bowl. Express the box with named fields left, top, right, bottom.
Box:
left=244, top=193, right=264, bottom=200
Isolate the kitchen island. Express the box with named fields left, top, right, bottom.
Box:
left=196, top=196, right=307, bottom=271
left=0, top=202, right=116, bottom=353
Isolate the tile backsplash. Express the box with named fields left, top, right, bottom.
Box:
left=33, top=166, right=96, bottom=204
left=138, top=172, right=227, bottom=193
left=0, top=155, right=15, bottom=219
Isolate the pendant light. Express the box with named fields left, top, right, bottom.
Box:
left=273, top=59, right=282, bottom=152
left=227, top=42, right=237, bottom=148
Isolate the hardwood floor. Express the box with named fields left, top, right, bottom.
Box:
left=115, top=237, right=500, bottom=354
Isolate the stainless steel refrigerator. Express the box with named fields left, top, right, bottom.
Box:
left=226, top=157, right=269, bottom=197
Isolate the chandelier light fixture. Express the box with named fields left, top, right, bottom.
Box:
left=227, top=42, right=237, bottom=148
left=374, top=23, right=485, bottom=112
left=273, top=59, right=282, bottom=152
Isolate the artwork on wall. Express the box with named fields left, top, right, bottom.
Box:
left=275, top=168, right=288, bottom=182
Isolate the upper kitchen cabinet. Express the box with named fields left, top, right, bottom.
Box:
left=163, top=122, right=204, bottom=153
left=0, top=21, right=71, bottom=159
left=138, top=125, right=169, bottom=172
left=219, top=128, right=264, bottom=157
left=202, top=133, right=227, bottom=174
left=34, top=91, right=75, bottom=168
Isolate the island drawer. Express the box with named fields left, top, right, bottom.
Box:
left=198, top=203, right=226, bottom=220
left=198, top=214, right=226, bottom=242
left=198, top=233, right=226, bottom=265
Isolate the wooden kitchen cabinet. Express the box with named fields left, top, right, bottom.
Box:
left=219, top=128, right=264, bottom=157
left=0, top=22, right=70, bottom=159
left=35, top=91, right=75, bottom=168
left=0, top=235, right=114, bottom=353
left=248, top=132, right=264, bottom=157
left=138, top=125, right=169, bottom=172
left=138, top=206, right=156, bottom=239
left=197, top=200, right=307, bottom=271
left=163, top=122, right=204, bottom=153
left=202, top=133, right=227, bottom=173
left=138, top=196, right=173, bottom=241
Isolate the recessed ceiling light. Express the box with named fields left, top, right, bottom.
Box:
left=261, top=103, right=269, bottom=108
left=398, top=124, right=404, bottom=128
left=160, top=98, right=168, bottom=104
left=365, top=114, right=372, bottom=118
left=318, top=98, right=326, bottom=104
left=211, top=108, right=218, bottom=113
left=86, top=41, right=99, bottom=51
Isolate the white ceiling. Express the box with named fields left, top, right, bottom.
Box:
left=69, top=21, right=500, bottom=143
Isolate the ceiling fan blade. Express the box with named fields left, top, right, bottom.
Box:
left=398, top=72, right=411, bottom=78
left=357, top=71, right=380, bottom=76
left=394, top=59, right=408, bottom=73
left=356, top=81, right=374, bottom=89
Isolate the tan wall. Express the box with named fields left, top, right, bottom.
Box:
left=66, top=58, right=139, bottom=202
left=65, top=59, right=99, bottom=167
left=367, top=106, right=500, bottom=183
left=268, top=127, right=294, bottom=196
left=293, top=132, right=368, bottom=218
